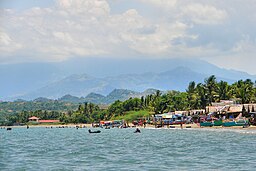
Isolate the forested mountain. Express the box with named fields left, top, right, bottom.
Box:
left=20, top=66, right=237, bottom=100
left=1, top=58, right=256, bottom=101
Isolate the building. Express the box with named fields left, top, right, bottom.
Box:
left=28, top=116, right=60, bottom=124
left=28, top=116, right=40, bottom=122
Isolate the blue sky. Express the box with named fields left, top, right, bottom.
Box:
left=1, top=0, right=256, bottom=74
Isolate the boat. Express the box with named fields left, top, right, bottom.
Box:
left=88, top=129, right=101, bottom=133
left=200, top=121, right=213, bottom=127
left=200, top=120, right=223, bottom=127
left=223, top=120, right=248, bottom=127
left=213, top=120, right=223, bottom=126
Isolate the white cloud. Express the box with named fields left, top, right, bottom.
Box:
left=139, top=0, right=177, bottom=9
left=181, top=3, right=227, bottom=25
left=0, top=0, right=256, bottom=74
left=0, top=31, right=22, bottom=54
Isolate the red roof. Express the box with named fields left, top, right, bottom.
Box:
left=29, top=116, right=39, bottom=120
left=38, top=120, right=60, bottom=123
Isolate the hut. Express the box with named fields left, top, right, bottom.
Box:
left=28, top=116, right=40, bottom=122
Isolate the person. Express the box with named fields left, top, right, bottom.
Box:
left=143, top=120, right=146, bottom=128
left=134, top=128, right=141, bottom=133
left=27, top=125, right=29, bottom=129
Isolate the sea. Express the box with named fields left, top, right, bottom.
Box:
left=1, top=127, right=256, bottom=171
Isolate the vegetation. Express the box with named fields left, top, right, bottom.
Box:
left=111, top=110, right=152, bottom=122
left=1, top=75, right=256, bottom=126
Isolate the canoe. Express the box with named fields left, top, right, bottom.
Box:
left=88, top=129, right=101, bottom=133
left=213, top=120, right=223, bottom=126
left=200, top=122, right=213, bottom=127
left=223, top=120, right=247, bottom=127
left=200, top=120, right=223, bottom=127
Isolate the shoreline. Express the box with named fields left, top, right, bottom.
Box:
left=3, top=123, right=256, bottom=130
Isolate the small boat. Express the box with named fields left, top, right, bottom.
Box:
left=213, top=120, right=223, bottom=126
left=200, top=120, right=223, bottom=127
left=200, top=122, right=213, bottom=127
left=223, top=120, right=248, bottom=127
left=88, top=129, right=101, bottom=133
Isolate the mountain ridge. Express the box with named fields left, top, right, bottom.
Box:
left=1, top=58, right=256, bottom=101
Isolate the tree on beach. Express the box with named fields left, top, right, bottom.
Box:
left=186, top=81, right=198, bottom=109
left=196, top=83, right=208, bottom=110
left=205, top=75, right=217, bottom=105
left=232, top=79, right=254, bottom=104
left=216, top=80, right=230, bottom=101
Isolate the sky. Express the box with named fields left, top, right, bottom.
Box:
left=0, top=0, right=256, bottom=74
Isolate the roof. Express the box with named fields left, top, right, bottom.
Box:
left=228, top=105, right=243, bottom=113
left=162, top=113, right=173, bottom=119
left=38, top=120, right=60, bottom=123
left=29, top=116, right=39, bottom=120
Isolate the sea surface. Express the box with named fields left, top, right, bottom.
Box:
left=1, top=127, right=256, bottom=171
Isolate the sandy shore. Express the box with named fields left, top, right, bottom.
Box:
left=3, top=123, right=256, bottom=130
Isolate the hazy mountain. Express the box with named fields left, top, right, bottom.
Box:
left=33, top=97, right=52, bottom=102
left=58, top=94, right=82, bottom=103
left=1, top=58, right=256, bottom=101
left=52, top=88, right=160, bottom=104
left=20, top=66, right=235, bottom=100
left=84, top=93, right=106, bottom=104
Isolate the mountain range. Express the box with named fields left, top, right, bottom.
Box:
left=1, top=58, right=256, bottom=101
left=57, top=88, right=159, bottom=104
left=12, top=88, right=159, bottom=105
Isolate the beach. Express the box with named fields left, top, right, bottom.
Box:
left=4, top=123, right=256, bottom=130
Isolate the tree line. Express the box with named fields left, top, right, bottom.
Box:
left=93, top=75, right=256, bottom=119
left=1, top=75, right=256, bottom=126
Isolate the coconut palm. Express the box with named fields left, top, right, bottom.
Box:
left=205, top=75, right=217, bottom=105
left=217, top=80, right=231, bottom=101
left=233, top=79, right=254, bottom=104
left=186, top=81, right=197, bottom=109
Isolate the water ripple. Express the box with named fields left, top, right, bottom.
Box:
left=1, top=127, right=256, bottom=170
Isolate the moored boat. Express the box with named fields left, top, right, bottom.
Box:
left=200, top=121, right=213, bottom=127
left=223, top=120, right=248, bottom=127
left=200, top=120, right=222, bottom=127
left=213, top=120, right=223, bottom=126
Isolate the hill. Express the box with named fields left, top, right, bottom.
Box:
left=1, top=58, right=256, bottom=100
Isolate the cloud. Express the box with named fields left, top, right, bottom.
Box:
left=0, top=0, right=255, bottom=71
left=0, top=31, right=22, bottom=55
left=139, top=0, right=177, bottom=9
left=181, top=3, right=227, bottom=25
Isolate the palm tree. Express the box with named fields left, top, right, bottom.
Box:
left=196, top=83, right=208, bottom=110
left=233, top=79, right=254, bottom=104
left=205, top=75, right=217, bottom=105
left=186, top=81, right=197, bottom=109
left=217, top=80, right=230, bottom=101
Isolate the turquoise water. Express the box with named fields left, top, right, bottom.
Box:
left=1, top=127, right=256, bottom=171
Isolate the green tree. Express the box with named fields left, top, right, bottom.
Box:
left=205, top=75, right=217, bottom=105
